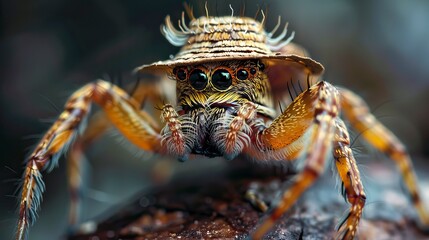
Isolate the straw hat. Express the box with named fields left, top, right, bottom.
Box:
left=135, top=15, right=324, bottom=75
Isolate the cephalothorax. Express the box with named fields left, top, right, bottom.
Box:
left=16, top=7, right=429, bottom=240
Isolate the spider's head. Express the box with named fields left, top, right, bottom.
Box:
left=171, top=59, right=273, bottom=112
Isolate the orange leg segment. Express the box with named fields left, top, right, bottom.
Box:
left=340, top=88, right=429, bottom=227
left=16, top=80, right=161, bottom=240
left=66, top=80, right=163, bottom=226
left=333, top=119, right=366, bottom=240
left=252, top=81, right=340, bottom=239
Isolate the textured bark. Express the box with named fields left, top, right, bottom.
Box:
left=68, top=160, right=429, bottom=240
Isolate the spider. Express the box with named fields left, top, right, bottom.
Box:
left=16, top=6, right=429, bottom=240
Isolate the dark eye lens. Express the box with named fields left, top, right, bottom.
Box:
left=250, top=68, right=257, bottom=75
left=236, top=69, right=248, bottom=80
left=259, top=63, right=265, bottom=71
left=212, top=69, right=232, bottom=90
left=189, top=69, right=208, bottom=90
left=176, top=68, right=187, bottom=80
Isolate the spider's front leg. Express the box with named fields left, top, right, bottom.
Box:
left=16, top=80, right=162, bottom=240
left=251, top=81, right=341, bottom=239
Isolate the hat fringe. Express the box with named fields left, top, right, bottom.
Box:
left=162, top=15, right=189, bottom=47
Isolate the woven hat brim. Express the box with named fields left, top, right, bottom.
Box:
left=135, top=54, right=324, bottom=76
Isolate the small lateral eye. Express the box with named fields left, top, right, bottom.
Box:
left=250, top=68, right=257, bottom=75
left=174, top=67, right=187, bottom=80
left=258, top=62, right=265, bottom=71
left=236, top=69, right=248, bottom=80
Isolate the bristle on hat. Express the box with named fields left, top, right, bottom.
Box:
left=136, top=14, right=324, bottom=75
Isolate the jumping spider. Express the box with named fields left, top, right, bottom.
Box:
left=16, top=7, right=428, bottom=240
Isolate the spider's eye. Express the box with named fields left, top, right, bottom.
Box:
left=174, top=67, right=187, bottom=80
left=250, top=67, right=257, bottom=75
left=236, top=69, right=248, bottom=80
left=212, top=69, right=232, bottom=90
left=189, top=69, right=208, bottom=90
left=258, top=62, right=265, bottom=71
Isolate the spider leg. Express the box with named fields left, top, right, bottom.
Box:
left=339, top=88, right=429, bottom=226
left=16, top=80, right=162, bottom=240
left=251, top=81, right=340, bottom=239
left=67, top=111, right=111, bottom=226
left=333, top=119, right=366, bottom=240
left=66, top=80, right=164, bottom=226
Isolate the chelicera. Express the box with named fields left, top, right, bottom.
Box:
left=15, top=6, right=429, bottom=240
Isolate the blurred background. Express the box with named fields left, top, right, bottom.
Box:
left=1, top=0, right=429, bottom=239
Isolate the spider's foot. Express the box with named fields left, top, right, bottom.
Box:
left=245, top=189, right=268, bottom=212
left=244, top=180, right=282, bottom=212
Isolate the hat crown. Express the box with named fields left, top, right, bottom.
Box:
left=162, top=15, right=286, bottom=64
left=181, top=16, right=271, bottom=54
left=135, top=14, right=324, bottom=75
left=188, top=16, right=265, bottom=35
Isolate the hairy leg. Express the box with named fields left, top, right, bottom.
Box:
left=66, top=80, right=164, bottom=226
left=16, top=80, right=161, bottom=240
left=340, top=88, right=429, bottom=226
left=251, top=81, right=340, bottom=239
left=66, top=111, right=111, bottom=226
left=333, top=119, right=366, bottom=239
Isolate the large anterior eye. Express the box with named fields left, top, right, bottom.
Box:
left=189, top=69, right=208, bottom=90
left=212, top=69, right=232, bottom=90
